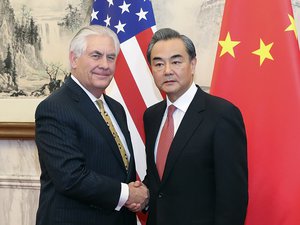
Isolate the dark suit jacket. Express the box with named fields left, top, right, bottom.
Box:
left=35, top=77, right=137, bottom=225
left=143, top=87, right=248, bottom=225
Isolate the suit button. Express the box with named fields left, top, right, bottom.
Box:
left=158, top=193, right=163, bottom=198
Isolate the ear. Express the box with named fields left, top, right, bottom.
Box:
left=69, top=51, right=78, bottom=69
left=191, top=57, right=197, bottom=75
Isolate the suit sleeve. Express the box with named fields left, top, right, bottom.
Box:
left=35, top=99, right=121, bottom=210
left=213, top=105, right=248, bottom=225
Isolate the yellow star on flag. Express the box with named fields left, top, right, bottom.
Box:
left=218, top=32, right=240, bottom=57
left=252, top=39, right=274, bottom=66
left=285, top=14, right=298, bottom=39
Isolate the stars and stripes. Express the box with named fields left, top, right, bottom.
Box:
left=91, top=0, right=156, bottom=43
left=91, top=2, right=162, bottom=223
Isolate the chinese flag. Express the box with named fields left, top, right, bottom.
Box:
left=210, top=0, right=300, bottom=225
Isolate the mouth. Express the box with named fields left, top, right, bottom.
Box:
left=92, top=67, right=111, bottom=75
left=92, top=70, right=111, bottom=77
left=165, top=75, right=175, bottom=82
left=163, top=80, right=176, bottom=86
left=164, top=77, right=175, bottom=82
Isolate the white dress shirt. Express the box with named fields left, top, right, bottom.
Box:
left=154, top=82, right=198, bottom=161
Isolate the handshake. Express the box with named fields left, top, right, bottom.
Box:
left=125, top=181, right=149, bottom=212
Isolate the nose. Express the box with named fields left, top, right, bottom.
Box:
left=99, top=57, right=109, bottom=69
left=164, top=62, right=173, bottom=75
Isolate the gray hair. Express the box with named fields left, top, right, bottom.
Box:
left=146, top=28, right=196, bottom=64
left=69, top=25, right=120, bottom=58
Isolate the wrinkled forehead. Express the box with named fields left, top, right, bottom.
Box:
left=84, top=35, right=116, bottom=53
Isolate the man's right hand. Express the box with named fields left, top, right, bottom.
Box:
left=125, top=181, right=149, bottom=212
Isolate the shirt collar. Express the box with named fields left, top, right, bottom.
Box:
left=166, top=82, right=197, bottom=113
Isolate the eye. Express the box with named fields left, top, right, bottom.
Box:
left=172, top=60, right=182, bottom=65
left=107, top=55, right=116, bottom=62
left=154, top=62, right=164, bottom=68
left=91, top=53, right=101, bottom=59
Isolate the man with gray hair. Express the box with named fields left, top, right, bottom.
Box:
left=35, top=25, right=148, bottom=225
left=143, top=28, right=248, bottom=225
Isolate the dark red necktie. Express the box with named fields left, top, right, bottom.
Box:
left=156, top=105, right=176, bottom=179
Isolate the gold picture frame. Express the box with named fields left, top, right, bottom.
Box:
left=0, top=122, right=35, bottom=139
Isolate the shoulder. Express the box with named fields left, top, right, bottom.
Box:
left=143, top=100, right=166, bottom=125
left=35, top=80, right=82, bottom=122
left=193, top=89, right=243, bottom=122
left=210, top=95, right=237, bottom=110
left=36, top=84, right=69, bottom=110
left=145, top=100, right=165, bottom=115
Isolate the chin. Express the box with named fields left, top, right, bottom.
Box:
left=163, top=84, right=177, bottom=92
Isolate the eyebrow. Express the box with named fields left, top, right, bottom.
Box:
left=170, top=54, right=183, bottom=59
left=152, top=54, right=183, bottom=61
left=90, top=50, right=103, bottom=55
left=90, top=50, right=116, bottom=57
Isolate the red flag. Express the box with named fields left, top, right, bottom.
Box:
left=91, top=1, right=162, bottom=224
left=210, top=0, right=300, bottom=225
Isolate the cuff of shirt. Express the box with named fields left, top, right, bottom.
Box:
left=115, top=183, right=129, bottom=211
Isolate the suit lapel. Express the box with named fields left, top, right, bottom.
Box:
left=65, top=78, right=128, bottom=172
left=147, top=101, right=167, bottom=183
left=161, top=88, right=206, bottom=183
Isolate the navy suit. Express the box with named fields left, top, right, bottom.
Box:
left=35, top=77, right=137, bottom=225
left=143, top=87, right=248, bottom=225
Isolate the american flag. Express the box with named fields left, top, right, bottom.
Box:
left=91, top=0, right=162, bottom=223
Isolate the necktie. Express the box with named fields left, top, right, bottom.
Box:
left=156, top=105, right=176, bottom=179
left=96, top=100, right=129, bottom=170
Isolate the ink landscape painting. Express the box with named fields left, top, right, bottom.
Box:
left=0, top=0, right=89, bottom=99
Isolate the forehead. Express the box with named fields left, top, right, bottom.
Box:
left=85, top=34, right=116, bottom=52
left=151, top=38, right=187, bottom=59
